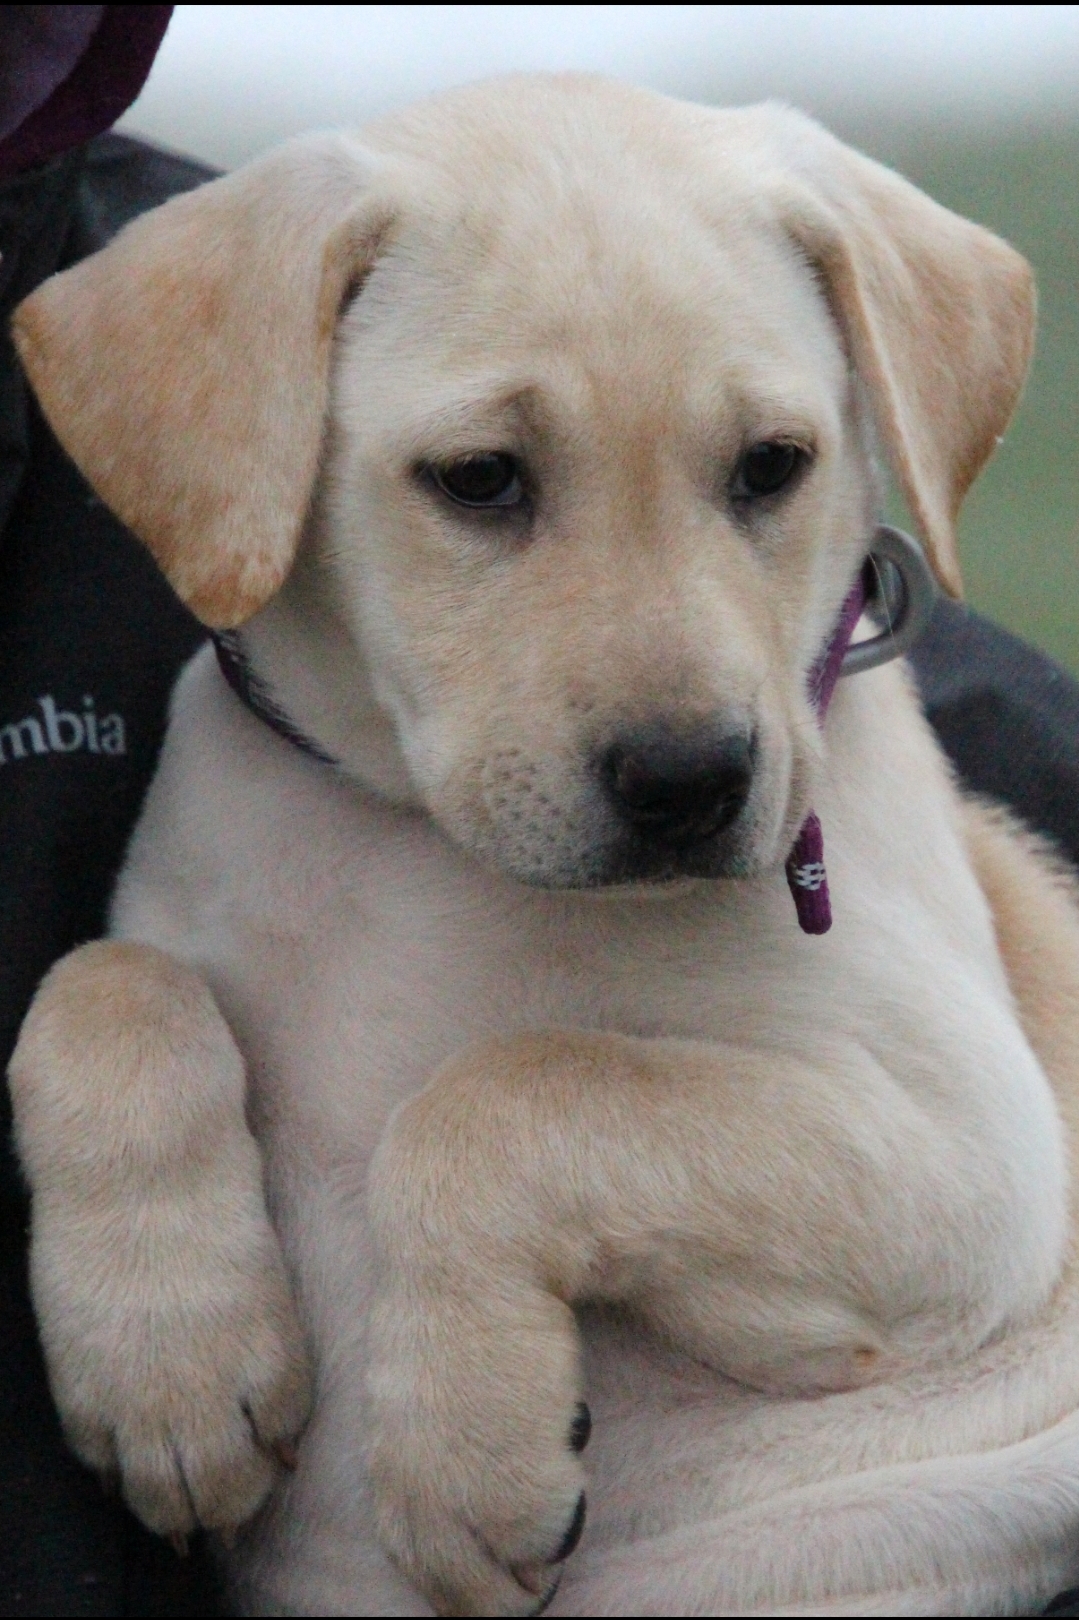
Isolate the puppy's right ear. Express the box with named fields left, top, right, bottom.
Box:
left=13, top=135, right=394, bottom=627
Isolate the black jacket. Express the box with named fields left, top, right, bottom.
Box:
left=0, top=133, right=216, bottom=1619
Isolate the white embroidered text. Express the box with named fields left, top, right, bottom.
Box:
left=0, top=696, right=126, bottom=765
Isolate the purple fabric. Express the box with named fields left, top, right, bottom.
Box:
left=785, top=566, right=869, bottom=934
left=785, top=811, right=830, bottom=933
left=0, top=7, right=104, bottom=145
left=0, top=5, right=172, bottom=181
left=809, top=570, right=869, bottom=719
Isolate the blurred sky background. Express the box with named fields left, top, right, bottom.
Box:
left=118, top=5, right=1079, bottom=673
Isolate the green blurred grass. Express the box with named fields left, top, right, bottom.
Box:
left=833, top=117, right=1079, bottom=676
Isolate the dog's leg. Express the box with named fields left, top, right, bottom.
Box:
left=960, top=797, right=1079, bottom=1155
left=365, top=1023, right=1028, bottom=1617
left=366, top=805, right=1079, bottom=1618
left=9, top=940, right=313, bottom=1538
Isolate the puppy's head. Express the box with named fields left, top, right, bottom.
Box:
left=14, top=77, right=1033, bottom=888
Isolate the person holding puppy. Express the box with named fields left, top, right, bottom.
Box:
left=0, top=8, right=220, bottom=1611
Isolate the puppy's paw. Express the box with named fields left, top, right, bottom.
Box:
left=32, top=1169, right=313, bottom=1539
left=10, top=942, right=314, bottom=1539
left=367, top=1279, right=591, bottom=1617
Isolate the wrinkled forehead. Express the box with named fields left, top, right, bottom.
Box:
left=341, top=141, right=851, bottom=452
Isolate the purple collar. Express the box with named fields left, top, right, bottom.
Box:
left=214, top=526, right=936, bottom=936
left=784, top=525, right=939, bottom=934
left=213, top=632, right=338, bottom=767
left=784, top=569, right=868, bottom=935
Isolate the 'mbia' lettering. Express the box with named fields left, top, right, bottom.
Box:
left=0, top=696, right=126, bottom=765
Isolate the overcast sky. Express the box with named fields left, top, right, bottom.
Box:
left=118, top=4, right=1079, bottom=167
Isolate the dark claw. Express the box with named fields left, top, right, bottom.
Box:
left=529, top=1570, right=563, bottom=1616
left=569, top=1401, right=591, bottom=1453
left=549, top=1491, right=586, bottom=1564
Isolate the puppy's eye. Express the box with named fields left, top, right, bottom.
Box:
left=732, top=441, right=806, bottom=500
left=431, top=454, right=524, bottom=509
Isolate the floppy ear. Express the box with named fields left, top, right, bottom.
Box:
left=767, top=111, right=1035, bottom=599
left=13, top=134, right=395, bottom=627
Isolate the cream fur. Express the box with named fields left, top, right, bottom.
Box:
left=9, top=75, right=1079, bottom=1617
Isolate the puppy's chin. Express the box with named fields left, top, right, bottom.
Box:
left=574, top=837, right=758, bottom=890
left=445, top=818, right=765, bottom=892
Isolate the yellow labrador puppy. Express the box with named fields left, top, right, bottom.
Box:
left=10, top=74, right=1079, bottom=1617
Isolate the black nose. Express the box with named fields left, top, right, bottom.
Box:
left=601, top=729, right=754, bottom=846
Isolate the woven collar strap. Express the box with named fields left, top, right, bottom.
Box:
left=213, top=527, right=934, bottom=935
left=784, top=569, right=868, bottom=935
left=216, top=602, right=858, bottom=937
left=784, top=525, right=938, bottom=935
left=213, top=613, right=852, bottom=936
left=212, top=631, right=339, bottom=767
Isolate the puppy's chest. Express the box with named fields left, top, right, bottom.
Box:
left=156, top=779, right=825, bottom=1147
left=115, top=673, right=991, bottom=1164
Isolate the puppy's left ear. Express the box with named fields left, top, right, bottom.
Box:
left=13, top=134, right=395, bottom=627
left=768, top=111, right=1035, bottom=599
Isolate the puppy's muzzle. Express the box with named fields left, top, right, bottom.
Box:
left=600, top=728, right=754, bottom=856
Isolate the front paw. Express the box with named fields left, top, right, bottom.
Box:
left=367, top=1282, right=591, bottom=1618
left=30, top=1162, right=313, bottom=1540
left=10, top=941, right=313, bottom=1540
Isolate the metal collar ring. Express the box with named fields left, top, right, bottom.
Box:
left=841, top=523, right=940, bottom=677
